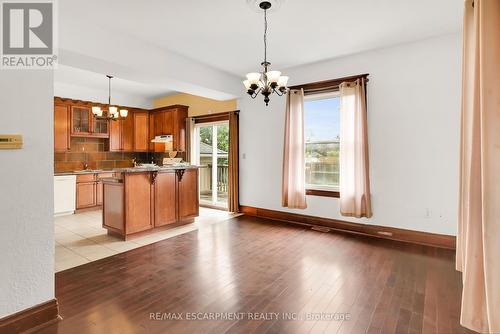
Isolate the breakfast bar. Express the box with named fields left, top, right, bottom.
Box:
left=102, top=166, right=200, bottom=240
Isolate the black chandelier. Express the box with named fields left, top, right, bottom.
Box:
left=91, top=75, right=128, bottom=121
left=243, top=1, right=288, bottom=106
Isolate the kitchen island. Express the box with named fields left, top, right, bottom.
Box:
left=102, top=166, right=200, bottom=240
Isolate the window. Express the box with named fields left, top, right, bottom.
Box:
left=304, top=91, right=340, bottom=196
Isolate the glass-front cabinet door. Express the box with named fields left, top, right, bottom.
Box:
left=71, top=106, right=91, bottom=134
left=92, top=118, right=109, bottom=137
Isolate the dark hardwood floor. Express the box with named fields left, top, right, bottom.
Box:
left=36, top=215, right=473, bottom=334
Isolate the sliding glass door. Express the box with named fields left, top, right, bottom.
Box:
left=194, top=121, right=229, bottom=209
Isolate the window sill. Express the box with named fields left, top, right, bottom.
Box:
left=306, top=189, right=340, bottom=198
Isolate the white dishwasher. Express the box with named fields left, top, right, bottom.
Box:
left=54, top=175, right=76, bottom=216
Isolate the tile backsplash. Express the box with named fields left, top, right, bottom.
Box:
left=54, top=137, right=148, bottom=172
left=54, top=137, right=186, bottom=172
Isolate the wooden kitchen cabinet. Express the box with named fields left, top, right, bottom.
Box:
left=96, top=173, right=114, bottom=206
left=122, top=114, right=134, bottom=152
left=149, top=112, right=155, bottom=151
left=124, top=173, right=153, bottom=234
left=76, top=182, right=96, bottom=209
left=151, top=105, right=188, bottom=152
left=172, top=107, right=188, bottom=152
left=133, top=111, right=149, bottom=152
left=109, top=115, right=134, bottom=152
left=55, top=98, right=109, bottom=139
left=71, top=106, right=91, bottom=135
left=177, top=168, right=199, bottom=220
left=154, top=171, right=177, bottom=227
left=76, top=173, right=113, bottom=210
left=153, top=111, right=164, bottom=136
left=155, top=111, right=173, bottom=136
left=102, top=168, right=199, bottom=239
left=109, top=118, right=121, bottom=151
left=96, top=181, right=103, bottom=206
left=92, top=118, right=109, bottom=137
left=54, top=104, right=70, bottom=152
left=54, top=98, right=188, bottom=154
left=71, top=105, right=109, bottom=138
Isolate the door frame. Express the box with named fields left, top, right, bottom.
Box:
left=193, top=120, right=229, bottom=209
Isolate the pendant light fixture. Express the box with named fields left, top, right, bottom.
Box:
left=243, top=1, right=288, bottom=106
left=91, top=75, right=128, bottom=120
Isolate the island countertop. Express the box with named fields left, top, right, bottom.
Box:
left=55, top=165, right=205, bottom=176
left=112, top=165, right=204, bottom=173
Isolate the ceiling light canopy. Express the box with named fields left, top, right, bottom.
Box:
left=91, top=75, right=128, bottom=120
left=243, top=1, right=288, bottom=106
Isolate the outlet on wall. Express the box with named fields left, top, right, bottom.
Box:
left=425, top=208, right=432, bottom=218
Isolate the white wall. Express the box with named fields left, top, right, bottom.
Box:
left=0, top=71, right=54, bottom=318
left=238, top=34, right=462, bottom=235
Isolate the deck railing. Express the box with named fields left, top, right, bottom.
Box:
left=199, top=164, right=229, bottom=194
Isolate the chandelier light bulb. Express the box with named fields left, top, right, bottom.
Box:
left=92, top=106, right=101, bottom=116
left=243, top=80, right=251, bottom=90
left=277, top=76, right=289, bottom=87
left=109, top=106, right=118, bottom=115
left=266, top=71, right=281, bottom=83
left=246, top=73, right=261, bottom=85
left=119, top=109, right=128, bottom=117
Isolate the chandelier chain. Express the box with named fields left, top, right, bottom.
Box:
left=107, top=75, right=112, bottom=106
left=264, top=8, right=267, bottom=64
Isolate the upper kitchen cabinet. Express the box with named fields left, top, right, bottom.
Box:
left=54, top=104, right=70, bottom=152
left=172, top=106, right=188, bottom=152
left=71, top=106, right=91, bottom=135
left=54, top=98, right=189, bottom=154
left=122, top=113, right=134, bottom=151
left=151, top=105, right=188, bottom=152
left=109, top=117, right=122, bottom=152
left=92, top=118, right=109, bottom=137
left=133, top=111, right=149, bottom=152
left=54, top=98, right=110, bottom=138
left=109, top=117, right=133, bottom=152
left=71, top=105, right=110, bottom=137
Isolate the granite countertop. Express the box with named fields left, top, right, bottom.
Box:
left=112, top=165, right=204, bottom=173
left=54, top=170, right=115, bottom=176
left=55, top=165, right=205, bottom=176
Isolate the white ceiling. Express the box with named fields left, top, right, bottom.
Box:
left=55, top=65, right=175, bottom=98
left=54, top=65, right=176, bottom=108
left=60, top=0, right=463, bottom=77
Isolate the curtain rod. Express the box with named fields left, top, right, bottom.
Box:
left=192, top=110, right=239, bottom=120
left=288, top=73, right=369, bottom=92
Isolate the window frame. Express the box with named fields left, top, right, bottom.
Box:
left=303, top=90, right=341, bottom=198
left=290, top=73, right=369, bottom=198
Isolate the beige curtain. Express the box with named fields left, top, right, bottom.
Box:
left=228, top=111, right=239, bottom=213
left=185, top=117, right=195, bottom=163
left=282, top=89, right=307, bottom=209
left=457, top=0, right=500, bottom=333
left=339, top=79, right=372, bottom=218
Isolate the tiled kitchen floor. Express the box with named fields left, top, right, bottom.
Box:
left=54, top=207, right=241, bottom=272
